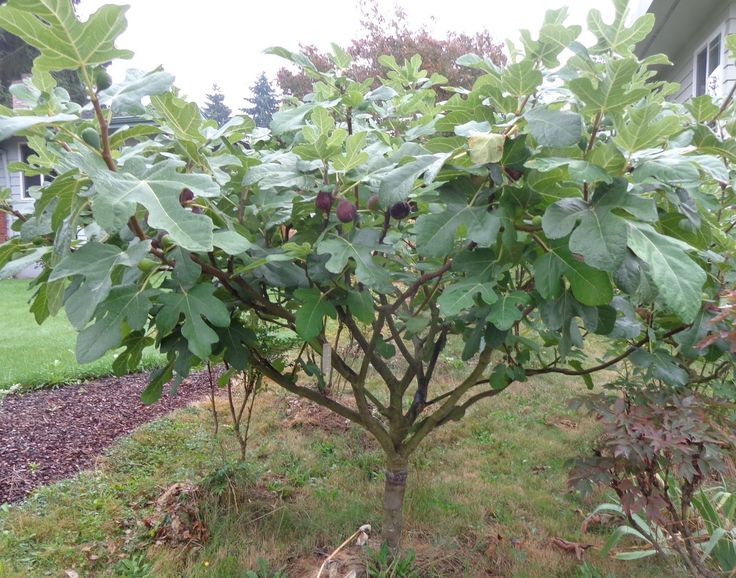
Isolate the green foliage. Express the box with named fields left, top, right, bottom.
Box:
left=1, top=0, right=735, bottom=547
left=693, top=486, right=736, bottom=574
left=115, top=554, right=155, bottom=578
left=0, top=0, right=132, bottom=71
left=367, top=542, right=419, bottom=577
left=0, top=1, right=86, bottom=107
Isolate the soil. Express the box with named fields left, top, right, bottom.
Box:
left=283, top=395, right=353, bottom=433
left=0, top=370, right=217, bottom=504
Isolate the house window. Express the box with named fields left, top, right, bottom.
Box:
left=19, top=143, right=43, bottom=199
left=695, top=33, right=721, bottom=96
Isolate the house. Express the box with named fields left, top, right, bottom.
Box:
left=0, top=114, right=150, bottom=243
left=631, top=0, right=736, bottom=103
left=1, top=135, right=41, bottom=243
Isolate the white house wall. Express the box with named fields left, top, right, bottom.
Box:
left=1, top=136, right=35, bottom=237
left=656, top=2, right=736, bottom=103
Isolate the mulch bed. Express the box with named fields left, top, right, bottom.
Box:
left=0, top=370, right=216, bottom=504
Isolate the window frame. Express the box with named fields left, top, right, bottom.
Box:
left=693, top=23, right=726, bottom=98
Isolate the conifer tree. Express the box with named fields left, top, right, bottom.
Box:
left=242, top=72, right=279, bottom=128
left=201, top=83, right=231, bottom=126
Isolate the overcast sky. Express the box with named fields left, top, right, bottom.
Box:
left=76, top=1, right=619, bottom=110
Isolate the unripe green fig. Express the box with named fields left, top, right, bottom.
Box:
left=315, top=190, right=333, bottom=213
left=389, top=201, right=410, bottom=220
left=81, top=127, right=100, bottom=150
left=531, top=215, right=543, bottom=226
left=94, top=68, right=113, bottom=91
left=336, top=199, right=358, bottom=223
left=367, top=194, right=381, bottom=211
left=137, top=258, right=158, bottom=274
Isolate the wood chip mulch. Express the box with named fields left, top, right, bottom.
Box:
left=0, top=370, right=215, bottom=504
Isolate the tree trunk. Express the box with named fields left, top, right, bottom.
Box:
left=383, top=455, right=409, bottom=551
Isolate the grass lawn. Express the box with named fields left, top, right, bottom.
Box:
left=0, top=279, right=163, bottom=390
left=0, top=366, right=682, bottom=578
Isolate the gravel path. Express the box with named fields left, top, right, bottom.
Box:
left=0, top=370, right=215, bottom=503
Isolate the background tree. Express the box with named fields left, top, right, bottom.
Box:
left=1, top=0, right=735, bottom=555
left=0, top=0, right=85, bottom=107
left=241, top=72, right=279, bottom=127
left=201, top=83, right=231, bottom=126
left=276, top=0, right=506, bottom=98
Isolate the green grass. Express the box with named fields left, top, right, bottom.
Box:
left=0, top=370, right=684, bottom=578
left=0, top=279, right=163, bottom=389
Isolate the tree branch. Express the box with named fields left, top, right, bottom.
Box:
left=526, top=325, right=688, bottom=378
left=689, top=361, right=730, bottom=385
left=250, top=351, right=364, bottom=426
left=406, top=326, right=447, bottom=424
left=402, top=346, right=494, bottom=455
left=386, top=259, right=453, bottom=314
left=586, top=111, right=603, bottom=155
left=340, top=306, right=401, bottom=391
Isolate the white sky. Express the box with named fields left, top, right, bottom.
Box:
left=76, top=1, right=617, bottom=110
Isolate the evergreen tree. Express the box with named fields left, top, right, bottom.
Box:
left=201, top=83, right=231, bottom=127
left=242, top=73, right=279, bottom=128
left=0, top=0, right=85, bottom=107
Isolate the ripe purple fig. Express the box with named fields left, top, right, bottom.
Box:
left=367, top=194, right=381, bottom=211
left=336, top=199, right=358, bottom=223
left=315, top=190, right=333, bottom=213
left=504, top=167, right=523, bottom=181
left=389, top=201, right=411, bottom=220
left=180, top=188, right=194, bottom=205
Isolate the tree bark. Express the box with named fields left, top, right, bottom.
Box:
left=383, top=455, right=409, bottom=551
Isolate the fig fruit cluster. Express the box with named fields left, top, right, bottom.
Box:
left=315, top=190, right=358, bottom=223
left=313, top=191, right=412, bottom=224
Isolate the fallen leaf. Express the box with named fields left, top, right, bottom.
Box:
left=551, top=537, right=594, bottom=561
left=64, top=571, right=79, bottom=578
